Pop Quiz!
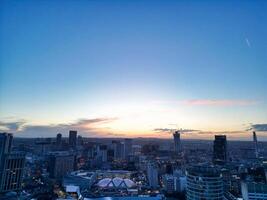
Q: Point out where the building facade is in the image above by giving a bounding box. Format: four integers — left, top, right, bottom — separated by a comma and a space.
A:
213, 135, 227, 165
186, 165, 224, 200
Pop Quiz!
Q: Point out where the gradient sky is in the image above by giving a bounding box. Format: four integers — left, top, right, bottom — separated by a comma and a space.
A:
0, 0, 267, 140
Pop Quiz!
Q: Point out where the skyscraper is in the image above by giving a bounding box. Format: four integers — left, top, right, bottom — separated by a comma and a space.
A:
253, 131, 259, 159
147, 162, 159, 189
124, 138, 133, 159
69, 130, 77, 148
48, 151, 75, 180
213, 135, 227, 165
0, 133, 25, 193
173, 130, 181, 154
56, 133, 62, 145
112, 140, 124, 160
186, 165, 224, 200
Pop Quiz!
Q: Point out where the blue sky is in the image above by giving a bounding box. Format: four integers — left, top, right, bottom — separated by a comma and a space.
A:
0, 0, 267, 139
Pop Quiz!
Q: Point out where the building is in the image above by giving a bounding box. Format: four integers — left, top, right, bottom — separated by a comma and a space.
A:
147, 162, 159, 189
213, 135, 227, 165
48, 151, 75, 179
0, 153, 25, 192
173, 131, 181, 154
56, 133, 62, 145
253, 131, 259, 159
186, 165, 224, 200
124, 138, 133, 159
241, 182, 267, 200
162, 174, 176, 194
69, 130, 77, 148
97, 145, 108, 162
112, 140, 124, 160
63, 170, 97, 190
0, 133, 25, 193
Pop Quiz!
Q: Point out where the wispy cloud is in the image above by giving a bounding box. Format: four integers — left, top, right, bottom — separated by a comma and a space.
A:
0, 118, 118, 137
0, 120, 26, 132
245, 38, 251, 48
182, 99, 258, 106
153, 128, 199, 134
248, 124, 267, 132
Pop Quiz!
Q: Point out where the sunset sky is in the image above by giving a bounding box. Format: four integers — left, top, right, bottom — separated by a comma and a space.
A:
0, 0, 267, 140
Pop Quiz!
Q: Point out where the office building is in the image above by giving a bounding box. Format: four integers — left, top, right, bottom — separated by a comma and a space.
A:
0, 153, 25, 192
112, 140, 124, 160
173, 131, 181, 154
97, 145, 108, 162
0, 133, 25, 193
69, 130, 77, 148
186, 165, 224, 200
48, 151, 75, 179
147, 162, 159, 189
124, 138, 133, 159
213, 135, 227, 165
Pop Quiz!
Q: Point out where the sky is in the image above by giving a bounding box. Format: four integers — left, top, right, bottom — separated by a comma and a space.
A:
0, 0, 267, 140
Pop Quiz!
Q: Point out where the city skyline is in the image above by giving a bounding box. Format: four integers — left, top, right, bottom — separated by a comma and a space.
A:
1, 0, 267, 140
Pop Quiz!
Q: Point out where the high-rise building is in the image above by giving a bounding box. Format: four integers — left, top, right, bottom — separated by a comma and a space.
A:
186, 165, 224, 200
69, 130, 77, 148
124, 138, 133, 159
112, 140, 124, 160
0, 153, 25, 192
0, 133, 13, 160
0, 133, 25, 193
173, 131, 181, 154
147, 162, 159, 189
97, 145, 108, 162
213, 135, 227, 165
56, 133, 62, 145
253, 131, 259, 159
48, 151, 75, 180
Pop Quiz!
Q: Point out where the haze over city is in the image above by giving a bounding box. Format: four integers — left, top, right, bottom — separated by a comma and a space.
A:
1, 0, 267, 140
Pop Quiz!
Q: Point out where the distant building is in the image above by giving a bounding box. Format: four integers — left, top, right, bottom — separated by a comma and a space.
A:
253, 131, 259, 159
97, 145, 108, 162
77, 135, 83, 146
147, 162, 159, 189
124, 138, 133, 159
48, 151, 75, 179
112, 140, 124, 160
213, 135, 227, 165
69, 130, 77, 148
0, 133, 25, 193
56, 133, 62, 145
186, 165, 223, 200
173, 131, 181, 154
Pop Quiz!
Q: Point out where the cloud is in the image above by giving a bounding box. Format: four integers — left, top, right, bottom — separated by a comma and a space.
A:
182, 99, 258, 106
248, 124, 267, 132
245, 38, 251, 48
0, 120, 26, 132
0, 118, 118, 137
153, 128, 199, 134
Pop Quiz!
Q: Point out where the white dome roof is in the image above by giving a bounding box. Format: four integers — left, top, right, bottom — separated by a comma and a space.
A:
97, 177, 136, 189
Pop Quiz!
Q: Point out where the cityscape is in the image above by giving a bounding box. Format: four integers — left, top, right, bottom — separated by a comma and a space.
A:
0, 131, 267, 200
1, 0, 267, 200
